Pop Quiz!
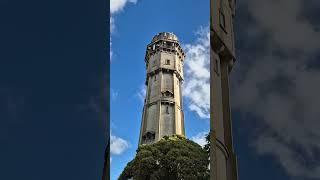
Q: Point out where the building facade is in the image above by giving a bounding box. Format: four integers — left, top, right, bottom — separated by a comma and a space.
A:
210, 0, 238, 180
139, 32, 186, 145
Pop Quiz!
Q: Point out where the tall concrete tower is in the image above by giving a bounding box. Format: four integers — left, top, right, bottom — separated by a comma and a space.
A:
210, 0, 238, 180
139, 32, 186, 145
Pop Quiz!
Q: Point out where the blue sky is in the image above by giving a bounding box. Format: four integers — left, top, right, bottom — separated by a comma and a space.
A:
110, 0, 210, 179
110, 0, 320, 180
0, 0, 319, 180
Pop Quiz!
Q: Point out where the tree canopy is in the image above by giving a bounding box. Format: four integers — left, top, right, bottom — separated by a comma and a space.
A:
119, 135, 210, 180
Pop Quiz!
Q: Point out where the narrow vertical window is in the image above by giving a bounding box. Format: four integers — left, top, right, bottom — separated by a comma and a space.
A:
166, 106, 169, 114
214, 58, 220, 75
165, 59, 170, 65
219, 9, 226, 31
152, 59, 156, 67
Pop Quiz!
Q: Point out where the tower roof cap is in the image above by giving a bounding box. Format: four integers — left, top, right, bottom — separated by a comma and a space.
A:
152, 32, 179, 42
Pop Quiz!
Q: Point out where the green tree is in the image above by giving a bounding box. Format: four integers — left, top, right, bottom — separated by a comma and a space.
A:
204, 133, 210, 159
119, 135, 210, 180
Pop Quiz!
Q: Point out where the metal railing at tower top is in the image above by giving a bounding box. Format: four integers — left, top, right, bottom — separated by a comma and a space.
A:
152, 32, 179, 42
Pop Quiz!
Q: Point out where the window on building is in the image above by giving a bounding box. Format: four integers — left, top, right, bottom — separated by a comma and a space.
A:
214, 58, 220, 75
165, 59, 170, 65
166, 106, 169, 114
154, 75, 156, 81
152, 59, 156, 67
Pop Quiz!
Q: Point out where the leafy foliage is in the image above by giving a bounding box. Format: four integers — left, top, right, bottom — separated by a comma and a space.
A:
119, 135, 210, 180
204, 133, 210, 159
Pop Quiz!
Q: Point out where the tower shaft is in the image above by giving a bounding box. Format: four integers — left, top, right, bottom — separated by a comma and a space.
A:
211, 0, 238, 180
139, 32, 186, 145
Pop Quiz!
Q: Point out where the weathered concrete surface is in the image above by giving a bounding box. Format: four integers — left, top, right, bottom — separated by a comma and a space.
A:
139, 32, 186, 145
210, 0, 238, 180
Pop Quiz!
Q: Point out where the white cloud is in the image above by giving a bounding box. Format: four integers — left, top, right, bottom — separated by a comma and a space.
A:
247, 0, 320, 53
110, 133, 130, 155
110, 17, 114, 60
137, 85, 146, 104
255, 135, 320, 179
233, 1, 320, 178
110, 0, 137, 14
110, 17, 115, 34
183, 26, 210, 119
190, 131, 208, 147
110, 0, 138, 32
110, 0, 127, 14
110, 0, 138, 61
233, 46, 320, 180
111, 89, 119, 101
134, 27, 210, 119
